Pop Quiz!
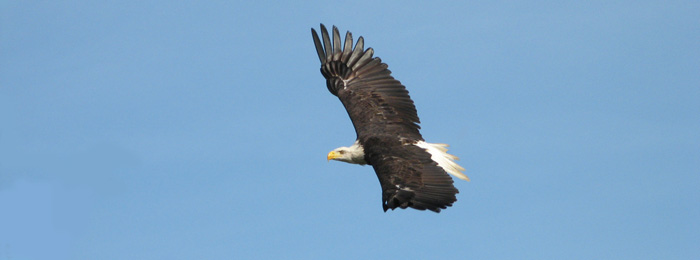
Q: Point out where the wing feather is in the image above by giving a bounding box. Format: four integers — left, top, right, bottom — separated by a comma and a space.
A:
311, 29, 325, 63
353, 48, 375, 72
341, 31, 353, 63
320, 24, 332, 62
331, 26, 342, 60
346, 37, 364, 68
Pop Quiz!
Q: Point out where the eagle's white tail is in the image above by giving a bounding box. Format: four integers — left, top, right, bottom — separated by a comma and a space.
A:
415, 141, 469, 181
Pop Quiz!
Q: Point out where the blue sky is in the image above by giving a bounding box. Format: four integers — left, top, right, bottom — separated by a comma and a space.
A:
1, 1, 699, 259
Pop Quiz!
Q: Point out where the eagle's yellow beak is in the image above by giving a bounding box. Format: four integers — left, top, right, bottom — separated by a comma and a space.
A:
327, 151, 338, 161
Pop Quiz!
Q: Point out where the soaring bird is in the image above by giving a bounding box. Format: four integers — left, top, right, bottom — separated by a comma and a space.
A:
312, 24, 469, 213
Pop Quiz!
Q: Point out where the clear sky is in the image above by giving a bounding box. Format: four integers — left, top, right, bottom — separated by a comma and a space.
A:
1, 1, 699, 259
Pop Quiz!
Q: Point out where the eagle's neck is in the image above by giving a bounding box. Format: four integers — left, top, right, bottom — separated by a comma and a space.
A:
343, 141, 367, 165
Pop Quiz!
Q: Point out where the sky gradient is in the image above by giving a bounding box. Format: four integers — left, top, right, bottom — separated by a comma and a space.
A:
1, 1, 699, 259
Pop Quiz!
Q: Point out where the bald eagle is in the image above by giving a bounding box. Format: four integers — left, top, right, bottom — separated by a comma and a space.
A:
312, 24, 469, 213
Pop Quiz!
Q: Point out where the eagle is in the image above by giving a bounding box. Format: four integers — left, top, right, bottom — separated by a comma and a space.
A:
312, 24, 469, 213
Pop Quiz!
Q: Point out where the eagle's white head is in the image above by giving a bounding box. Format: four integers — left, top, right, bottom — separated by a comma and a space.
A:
327, 141, 367, 165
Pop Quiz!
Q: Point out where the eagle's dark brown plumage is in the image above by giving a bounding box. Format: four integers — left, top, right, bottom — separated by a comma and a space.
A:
312, 24, 467, 212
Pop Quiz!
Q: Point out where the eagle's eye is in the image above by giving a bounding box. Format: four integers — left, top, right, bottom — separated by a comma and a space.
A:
338, 150, 346, 154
